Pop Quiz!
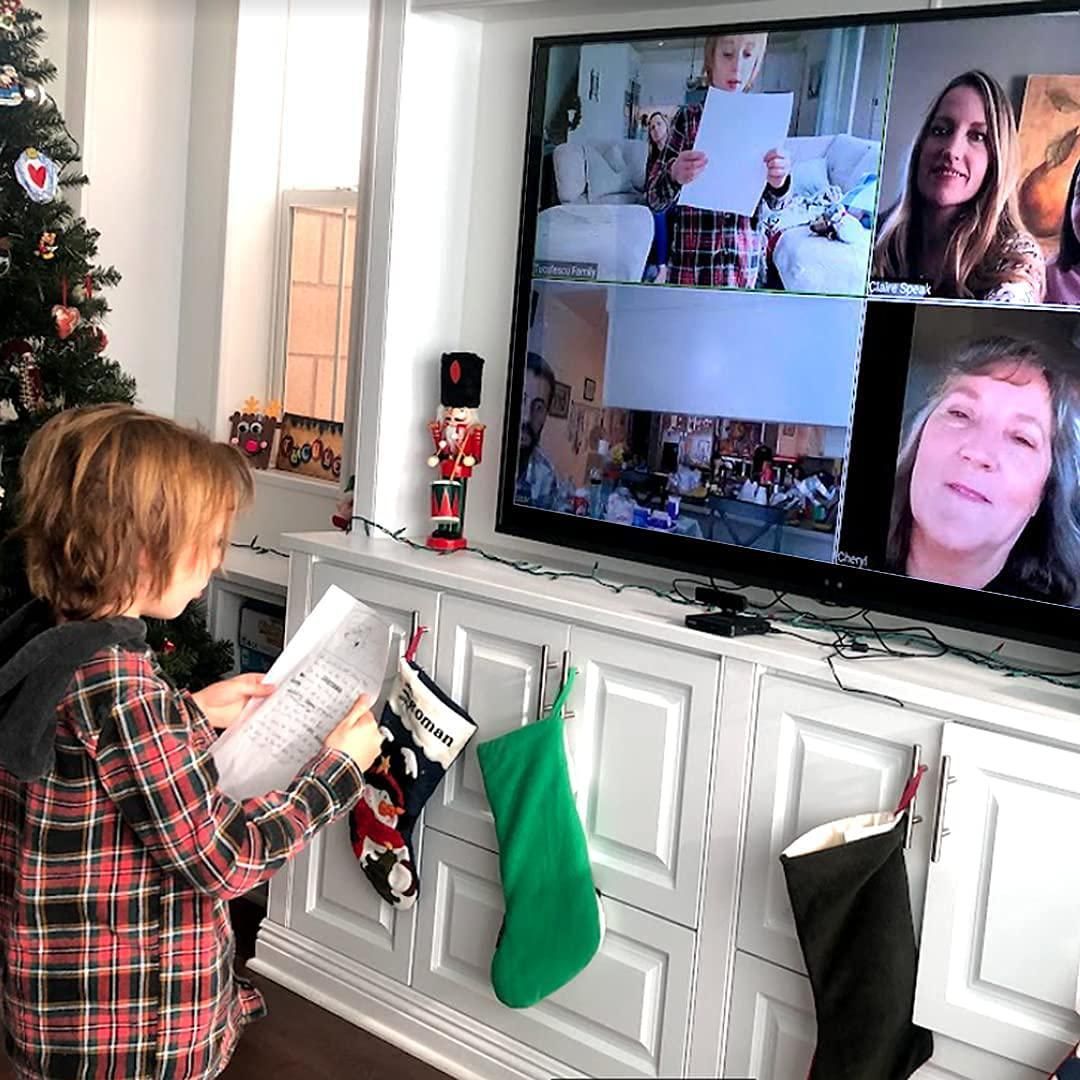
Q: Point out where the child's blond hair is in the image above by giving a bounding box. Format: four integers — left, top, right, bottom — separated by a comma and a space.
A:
15, 404, 253, 619
703, 32, 769, 90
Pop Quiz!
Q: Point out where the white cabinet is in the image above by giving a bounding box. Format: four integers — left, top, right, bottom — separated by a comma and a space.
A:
426, 595, 569, 847
412, 828, 695, 1079
272, 566, 439, 982
428, 603, 719, 928
738, 675, 941, 975
724, 952, 816, 1080
569, 627, 719, 928
915, 723, 1080, 1074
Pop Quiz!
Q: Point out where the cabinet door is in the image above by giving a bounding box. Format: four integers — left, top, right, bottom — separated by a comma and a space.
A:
739, 675, 941, 975
426, 595, 568, 849
567, 627, 719, 928
413, 828, 694, 1079
724, 952, 816, 1080
915, 723, 1080, 1072
277, 566, 439, 983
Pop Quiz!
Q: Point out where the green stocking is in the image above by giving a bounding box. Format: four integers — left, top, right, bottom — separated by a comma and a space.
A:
476, 668, 602, 1008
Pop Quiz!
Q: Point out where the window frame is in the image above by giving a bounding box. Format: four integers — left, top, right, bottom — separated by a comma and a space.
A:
269, 187, 361, 433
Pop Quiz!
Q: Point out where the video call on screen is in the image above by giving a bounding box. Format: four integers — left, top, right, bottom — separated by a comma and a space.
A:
511, 9, 1080, 611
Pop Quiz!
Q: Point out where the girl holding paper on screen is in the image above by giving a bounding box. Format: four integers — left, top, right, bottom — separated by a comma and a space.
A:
645, 33, 791, 289
873, 70, 1044, 303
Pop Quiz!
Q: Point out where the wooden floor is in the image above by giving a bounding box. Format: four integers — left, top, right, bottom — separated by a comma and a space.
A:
0, 901, 452, 1080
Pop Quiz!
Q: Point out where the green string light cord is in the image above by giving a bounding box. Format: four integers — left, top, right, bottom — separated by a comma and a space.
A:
240, 513, 1080, 698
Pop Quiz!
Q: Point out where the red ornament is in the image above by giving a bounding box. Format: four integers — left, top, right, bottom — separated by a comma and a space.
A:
91, 326, 108, 353
52, 304, 80, 340
162, 638, 176, 655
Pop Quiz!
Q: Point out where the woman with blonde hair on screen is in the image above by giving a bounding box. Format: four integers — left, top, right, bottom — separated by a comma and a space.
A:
874, 70, 1045, 303
887, 336, 1080, 604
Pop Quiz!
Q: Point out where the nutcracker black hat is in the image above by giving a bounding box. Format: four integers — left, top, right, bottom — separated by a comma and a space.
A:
440, 352, 484, 409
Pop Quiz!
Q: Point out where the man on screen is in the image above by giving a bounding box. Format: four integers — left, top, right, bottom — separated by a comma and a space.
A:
516, 351, 564, 510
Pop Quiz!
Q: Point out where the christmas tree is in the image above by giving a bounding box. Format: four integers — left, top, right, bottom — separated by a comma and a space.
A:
0, 2, 234, 689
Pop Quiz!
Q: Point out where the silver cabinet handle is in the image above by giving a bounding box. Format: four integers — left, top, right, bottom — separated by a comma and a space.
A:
903, 743, 924, 852
930, 754, 955, 863
560, 648, 576, 720
537, 645, 551, 720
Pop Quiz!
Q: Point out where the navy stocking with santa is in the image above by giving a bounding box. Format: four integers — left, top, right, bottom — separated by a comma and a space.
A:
350, 630, 476, 907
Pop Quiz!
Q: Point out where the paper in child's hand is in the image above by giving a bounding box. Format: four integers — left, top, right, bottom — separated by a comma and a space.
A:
211, 585, 392, 799
679, 88, 794, 216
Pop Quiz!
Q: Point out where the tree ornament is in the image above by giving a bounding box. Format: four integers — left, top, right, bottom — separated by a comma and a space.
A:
17, 355, 44, 413
0, 0, 19, 36
91, 326, 108, 353
14, 148, 58, 203
20, 79, 50, 109
0, 64, 22, 106
34, 231, 57, 260
0, 238, 10, 277
162, 638, 176, 655
1, 340, 44, 414
52, 277, 80, 340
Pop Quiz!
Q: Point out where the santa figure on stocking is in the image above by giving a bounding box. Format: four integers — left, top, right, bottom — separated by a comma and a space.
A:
427, 352, 484, 551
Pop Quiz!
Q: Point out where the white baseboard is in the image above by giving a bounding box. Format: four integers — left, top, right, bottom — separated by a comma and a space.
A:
250, 921, 584, 1080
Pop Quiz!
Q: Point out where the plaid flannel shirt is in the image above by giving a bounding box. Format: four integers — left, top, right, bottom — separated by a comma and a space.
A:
0, 644, 365, 1080
646, 102, 790, 288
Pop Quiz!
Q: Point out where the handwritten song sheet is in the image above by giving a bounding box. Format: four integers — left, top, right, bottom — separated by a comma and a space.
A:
679, 88, 793, 217
212, 585, 392, 800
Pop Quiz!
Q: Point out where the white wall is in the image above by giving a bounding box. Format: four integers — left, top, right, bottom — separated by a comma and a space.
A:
78, 0, 196, 417
880, 9, 1080, 209
387, 0, 925, 559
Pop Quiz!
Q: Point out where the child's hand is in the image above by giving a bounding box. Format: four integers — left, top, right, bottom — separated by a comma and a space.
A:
324, 693, 383, 772
764, 148, 791, 190
191, 673, 275, 731
671, 150, 708, 186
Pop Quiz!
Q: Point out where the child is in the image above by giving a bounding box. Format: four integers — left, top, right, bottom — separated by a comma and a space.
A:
645, 33, 792, 288
0, 404, 383, 1079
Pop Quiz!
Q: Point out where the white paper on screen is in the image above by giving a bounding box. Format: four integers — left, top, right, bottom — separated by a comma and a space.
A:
679, 88, 794, 217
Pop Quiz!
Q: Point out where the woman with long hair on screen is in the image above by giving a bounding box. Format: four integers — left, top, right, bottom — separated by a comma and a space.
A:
645, 111, 673, 284
887, 337, 1080, 604
1045, 158, 1080, 305
873, 71, 1045, 303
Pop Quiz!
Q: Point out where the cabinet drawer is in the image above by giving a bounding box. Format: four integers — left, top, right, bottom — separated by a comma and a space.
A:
283, 815, 417, 984
739, 674, 940, 975
725, 952, 816, 1080
724, 951, 1040, 1080
413, 828, 693, 1078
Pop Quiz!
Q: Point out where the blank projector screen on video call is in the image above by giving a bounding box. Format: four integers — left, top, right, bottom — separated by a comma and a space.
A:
499, 3, 1080, 638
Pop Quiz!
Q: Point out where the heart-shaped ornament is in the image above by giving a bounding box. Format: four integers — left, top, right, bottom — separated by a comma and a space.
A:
14, 147, 57, 203
52, 304, 80, 340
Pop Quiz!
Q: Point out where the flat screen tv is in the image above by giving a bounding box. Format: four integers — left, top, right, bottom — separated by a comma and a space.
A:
496, 1, 1080, 649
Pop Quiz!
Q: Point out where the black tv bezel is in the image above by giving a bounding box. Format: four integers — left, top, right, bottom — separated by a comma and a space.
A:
495, 0, 1080, 652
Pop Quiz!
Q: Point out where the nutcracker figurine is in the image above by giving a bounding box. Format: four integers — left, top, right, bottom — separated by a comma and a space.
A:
427, 352, 485, 551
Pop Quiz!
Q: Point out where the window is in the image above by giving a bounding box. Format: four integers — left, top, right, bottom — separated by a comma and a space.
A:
273, 189, 359, 425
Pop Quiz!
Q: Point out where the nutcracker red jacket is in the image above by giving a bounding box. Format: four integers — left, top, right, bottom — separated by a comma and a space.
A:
0, 599, 365, 1079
